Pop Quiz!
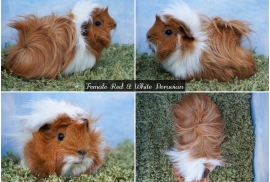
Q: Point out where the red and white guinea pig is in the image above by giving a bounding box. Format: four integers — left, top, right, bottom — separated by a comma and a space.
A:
166, 93, 225, 182
12, 99, 108, 178
4, 0, 116, 79
147, 1, 256, 81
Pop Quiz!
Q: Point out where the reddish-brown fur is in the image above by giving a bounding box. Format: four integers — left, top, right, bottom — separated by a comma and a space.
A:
4, 8, 116, 79
23, 114, 105, 177
171, 94, 225, 181
147, 15, 196, 61
200, 17, 256, 81
147, 15, 256, 82
84, 7, 116, 60
4, 14, 76, 79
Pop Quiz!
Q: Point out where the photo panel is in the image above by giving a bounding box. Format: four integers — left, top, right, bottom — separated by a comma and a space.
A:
136, 0, 269, 91
1, 0, 134, 91
136, 92, 269, 181
1, 92, 135, 181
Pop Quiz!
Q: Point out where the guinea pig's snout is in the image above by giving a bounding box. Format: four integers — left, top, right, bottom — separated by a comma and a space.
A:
77, 150, 88, 156
146, 33, 152, 40
109, 21, 117, 29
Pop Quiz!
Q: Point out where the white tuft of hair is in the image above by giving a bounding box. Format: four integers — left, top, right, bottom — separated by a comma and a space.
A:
159, 0, 208, 79
63, 0, 104, 75
160, 0, 201, 37
166, 149, 223, 182
13, 99, 89, 131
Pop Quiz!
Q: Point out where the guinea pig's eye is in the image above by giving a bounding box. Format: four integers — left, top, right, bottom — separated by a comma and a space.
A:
57, 133, 65, 141
164, 29, 173, 36
94, 21, 102, 27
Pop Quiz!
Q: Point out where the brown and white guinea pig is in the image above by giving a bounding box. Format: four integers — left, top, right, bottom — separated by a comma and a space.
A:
12, 99, 108, 178
147, 0, 256, 81
3, 0, 116, 79
166, 93, 225, 182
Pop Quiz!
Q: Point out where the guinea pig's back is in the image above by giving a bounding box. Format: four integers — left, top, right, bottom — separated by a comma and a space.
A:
200, 17, 256, 81
4, 14, 76, 79
171, 93, 225, 160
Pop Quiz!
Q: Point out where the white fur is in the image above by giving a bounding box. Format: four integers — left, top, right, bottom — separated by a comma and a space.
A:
62, 156, 93, 177
63, 0, 104, 75
159, 0, 208, 79
160, 0, 201, 37
148, 41, 157, 53
13, 99, 89, 131
11, 99, 90, 163
161, 35, 205, 79
110, 29, 116, 37
166, 150, 223, 182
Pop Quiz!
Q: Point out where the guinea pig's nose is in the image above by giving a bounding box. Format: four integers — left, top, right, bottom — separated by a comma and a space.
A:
77, 150, 88, 156
114, 22, 117, 27
147, 34, 152, 39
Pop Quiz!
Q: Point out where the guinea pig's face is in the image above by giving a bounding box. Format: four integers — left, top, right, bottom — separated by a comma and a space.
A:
83, 7, 116, 56
147, 15, 194, 62
34, 115, 103, 177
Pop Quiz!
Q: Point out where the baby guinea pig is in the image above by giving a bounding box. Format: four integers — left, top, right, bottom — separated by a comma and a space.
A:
3, 0, 116, 79
147, 0, 256, 81
12, 99, 108, 178
166, 93, 225, 182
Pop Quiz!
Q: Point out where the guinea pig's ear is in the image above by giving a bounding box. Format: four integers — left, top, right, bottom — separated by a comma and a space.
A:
203, 168, 210, 178
82, 118, 89, 128
179, 25, 194, 41
38, 123, 51, 132
155, 15, 163, 23
104, 6, 109, 13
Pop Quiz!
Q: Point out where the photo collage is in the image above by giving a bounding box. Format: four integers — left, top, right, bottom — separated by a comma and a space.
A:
1, 0, 269, 181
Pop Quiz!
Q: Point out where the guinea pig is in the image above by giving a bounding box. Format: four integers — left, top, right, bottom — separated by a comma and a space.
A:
3, 0, 116, 79
146, 0, 256, 81
166, 93, 225, 182
11, 99, 108, 178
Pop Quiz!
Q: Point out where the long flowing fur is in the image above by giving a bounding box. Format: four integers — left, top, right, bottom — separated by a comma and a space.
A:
166, 94, 225, 181
147, 0, 256, 81
200, 17, 256, 81
11, 99, 107, 178
4, 0, 116, 79
5, 14, 76, 79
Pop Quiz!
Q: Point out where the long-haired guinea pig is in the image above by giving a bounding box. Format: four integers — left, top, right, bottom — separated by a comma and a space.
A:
3, 0, 116, 79
12, 99, 108, 178
166, 93, 225, 182
147, 1, 256, 82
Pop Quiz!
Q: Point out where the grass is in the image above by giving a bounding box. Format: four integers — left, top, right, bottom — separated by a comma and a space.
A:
1, 139, 134, 182
1, 43, 134, 91
136, 93, 254, 182
136, 52, 269, 91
